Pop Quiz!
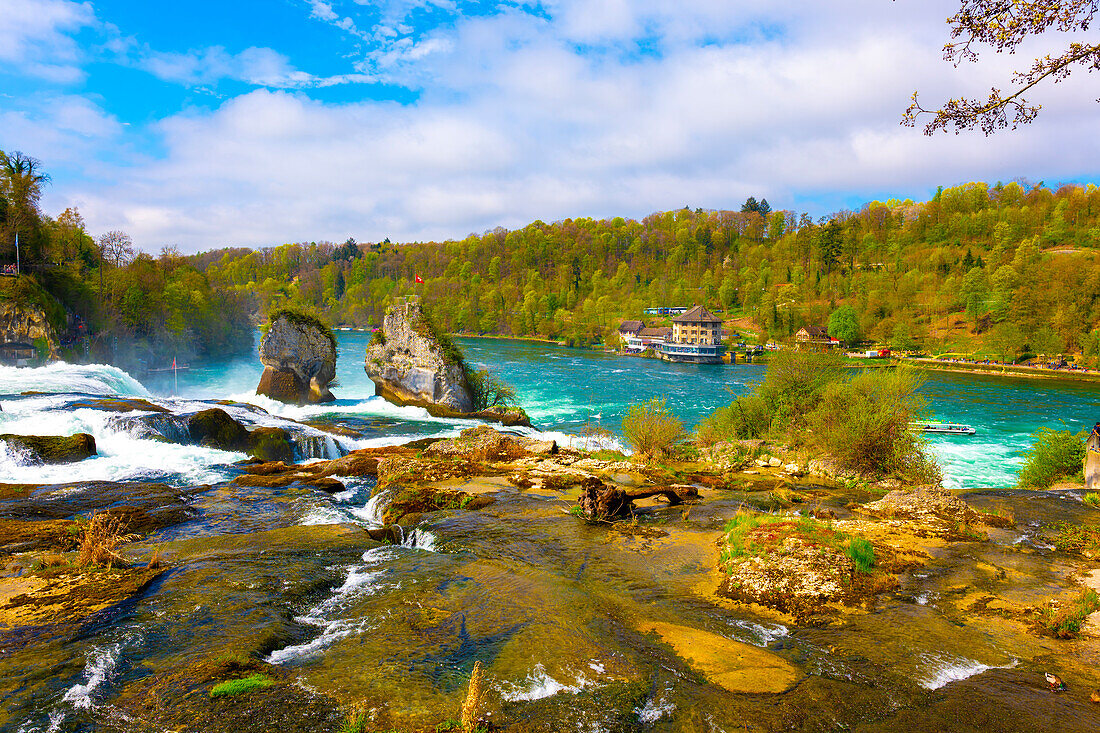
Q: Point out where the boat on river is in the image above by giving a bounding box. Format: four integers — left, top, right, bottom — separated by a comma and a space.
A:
911, 420, 976, 435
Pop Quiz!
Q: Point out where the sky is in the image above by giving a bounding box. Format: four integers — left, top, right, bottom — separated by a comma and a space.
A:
1, 0, 1098, 253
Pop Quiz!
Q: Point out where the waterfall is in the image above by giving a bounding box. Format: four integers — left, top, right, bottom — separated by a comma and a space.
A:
293, 433, 347, 461
0, 362, 150, 397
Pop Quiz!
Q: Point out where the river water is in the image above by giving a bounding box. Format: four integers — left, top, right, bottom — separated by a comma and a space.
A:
3, 334, 1100, 732
133, 332, 1100, 491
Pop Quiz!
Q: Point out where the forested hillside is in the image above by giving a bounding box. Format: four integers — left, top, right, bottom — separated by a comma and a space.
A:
6, 143, 1100, 367
198, 182, 1100, 362
0, 149, 253, 369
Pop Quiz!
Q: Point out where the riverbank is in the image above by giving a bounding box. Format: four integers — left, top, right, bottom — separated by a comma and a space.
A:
906, 357, 1100, 383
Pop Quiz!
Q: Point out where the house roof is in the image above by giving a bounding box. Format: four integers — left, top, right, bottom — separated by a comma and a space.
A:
671, 305, 721, 324
619, 320, 645, 332
637, 326, 672, 338
800, 325, 829, 337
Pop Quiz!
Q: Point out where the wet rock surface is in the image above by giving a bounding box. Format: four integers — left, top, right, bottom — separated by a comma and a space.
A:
5, 422, 1100, 732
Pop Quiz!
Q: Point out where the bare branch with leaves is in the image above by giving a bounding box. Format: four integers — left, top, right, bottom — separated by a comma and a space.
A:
904, 0, 1100, 134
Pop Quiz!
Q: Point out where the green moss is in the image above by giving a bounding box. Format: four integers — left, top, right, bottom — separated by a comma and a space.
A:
247, 427, 294, 462
187, 408, 248, 450
0, 433, 96, 463
267, 308, 337, 351
209, 673, 275, 699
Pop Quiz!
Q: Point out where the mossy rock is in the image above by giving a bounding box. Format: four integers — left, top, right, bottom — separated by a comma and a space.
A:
247, 427, 294, 463
381, 485, 494, 525
188, 409, 249, 451
0, 433, 96, 463
73, 397, 171, 414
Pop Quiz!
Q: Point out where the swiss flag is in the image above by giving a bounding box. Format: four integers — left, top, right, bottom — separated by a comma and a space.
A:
415, 275, 424, 283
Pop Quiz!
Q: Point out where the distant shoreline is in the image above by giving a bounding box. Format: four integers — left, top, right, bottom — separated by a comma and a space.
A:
905, 357, 1100, 384
454, 333, 566, 346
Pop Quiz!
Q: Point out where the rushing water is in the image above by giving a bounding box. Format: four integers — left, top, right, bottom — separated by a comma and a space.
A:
3, 335, 1100, 732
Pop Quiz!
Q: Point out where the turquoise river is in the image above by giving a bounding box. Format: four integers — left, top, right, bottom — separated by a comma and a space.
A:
143, 332, 1100, 491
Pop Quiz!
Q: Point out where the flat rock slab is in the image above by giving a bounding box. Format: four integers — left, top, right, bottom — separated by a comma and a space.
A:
637, 620, 799, 693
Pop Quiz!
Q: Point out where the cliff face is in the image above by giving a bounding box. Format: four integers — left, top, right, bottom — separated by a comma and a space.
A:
256, 312, 337, 404
364, 301, 474, 413
0, 302, 59, 361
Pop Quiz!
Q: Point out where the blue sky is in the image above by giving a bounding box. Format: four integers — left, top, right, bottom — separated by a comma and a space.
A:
2, 0, 1098, 252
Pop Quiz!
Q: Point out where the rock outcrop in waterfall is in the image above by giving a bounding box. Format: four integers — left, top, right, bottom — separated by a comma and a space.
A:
365, 300, 474, 413
365, 299, 530, 426
256, 310, 337, 404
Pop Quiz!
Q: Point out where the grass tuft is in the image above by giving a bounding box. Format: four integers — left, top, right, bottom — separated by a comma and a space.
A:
77, 512, 138, 568
209, 673, 275, 699
844, 537, 876, 574
1039, 589, 1100, 638
461, 661, 486, 732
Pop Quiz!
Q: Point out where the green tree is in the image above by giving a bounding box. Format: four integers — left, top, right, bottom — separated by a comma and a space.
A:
828, 304, 860, 345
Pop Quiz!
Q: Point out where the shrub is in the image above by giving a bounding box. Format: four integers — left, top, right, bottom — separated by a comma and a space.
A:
622, 398, 684, 458
1085, 492, 1100, 508
209, 673, 275, 698
757, 350, 846, 431
266, 308, 336, 350
807, 367, 942, 482
1018, 428, 1085, 488
695, 394, 771, 445
465, 367, 517, 411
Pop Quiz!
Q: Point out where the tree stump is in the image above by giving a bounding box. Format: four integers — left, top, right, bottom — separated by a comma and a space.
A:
577, 477, 698, 521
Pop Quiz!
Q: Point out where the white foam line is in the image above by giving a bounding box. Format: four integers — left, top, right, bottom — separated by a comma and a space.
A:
917, 653, 1018, 690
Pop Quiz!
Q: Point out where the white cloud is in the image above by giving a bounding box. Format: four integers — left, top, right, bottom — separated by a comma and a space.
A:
0, 95, 122, 167
0, 0, 96, 82
137, 45, 374, 88
32, 0, 1100, 251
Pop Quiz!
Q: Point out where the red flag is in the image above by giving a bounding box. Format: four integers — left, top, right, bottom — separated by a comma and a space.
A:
415, 275, 423, 283
172, 356, 177, 369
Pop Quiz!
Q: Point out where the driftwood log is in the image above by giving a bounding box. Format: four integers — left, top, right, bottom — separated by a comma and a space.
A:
577, 478, 699, 520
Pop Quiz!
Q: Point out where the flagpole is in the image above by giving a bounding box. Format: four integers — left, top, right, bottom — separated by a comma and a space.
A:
173, 356, 178, 394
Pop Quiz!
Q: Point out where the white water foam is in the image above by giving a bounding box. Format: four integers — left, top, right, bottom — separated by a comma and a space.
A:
727, 618, 789, 646
634, 690, 676, 724
0, 362, 150, 397
351, 489, 390, 525
917, 653, 1018, 690
266, 546, 402, 664
499, 664, 591, 702
402, 528, 436, 551
0, 405, 240, 484
62, 643, 122, 710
